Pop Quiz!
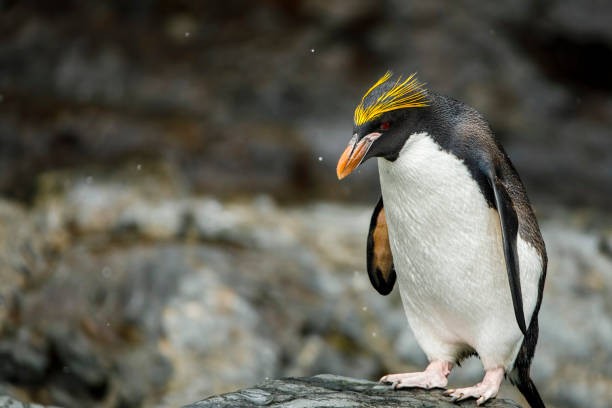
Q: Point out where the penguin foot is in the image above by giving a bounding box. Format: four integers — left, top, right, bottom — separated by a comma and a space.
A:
444, 367, 504, 405
380, 360, 452, 390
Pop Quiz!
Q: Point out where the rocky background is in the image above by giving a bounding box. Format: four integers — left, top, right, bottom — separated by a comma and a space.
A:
0, 1, 611, 407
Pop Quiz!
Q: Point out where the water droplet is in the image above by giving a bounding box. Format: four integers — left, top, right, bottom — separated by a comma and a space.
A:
310, 48, 315, 53
101, 266, 112, 278
318, 156, 323, 161
86, 176, 93, 184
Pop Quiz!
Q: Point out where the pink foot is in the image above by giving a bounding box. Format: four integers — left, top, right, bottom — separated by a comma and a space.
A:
445, 367, 505, 405
380, 360, 452, 390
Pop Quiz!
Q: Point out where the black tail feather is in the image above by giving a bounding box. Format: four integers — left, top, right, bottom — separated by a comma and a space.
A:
511, 316, 546, 408
516, 376, 546, 408
510, 253, 547, 408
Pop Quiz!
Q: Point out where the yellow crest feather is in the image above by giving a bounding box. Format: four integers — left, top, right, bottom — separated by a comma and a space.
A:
353, 71, 428, 126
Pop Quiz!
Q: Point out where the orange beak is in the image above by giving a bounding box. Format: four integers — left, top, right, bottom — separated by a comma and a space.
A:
336, 132, 381, 179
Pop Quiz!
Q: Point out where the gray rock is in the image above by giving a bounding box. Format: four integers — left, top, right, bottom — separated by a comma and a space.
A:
185, 374, 522, 407
1, 1, 611, 207
0, 395, 51, 408
158, 267, 280, 407
1, 164, 611, 408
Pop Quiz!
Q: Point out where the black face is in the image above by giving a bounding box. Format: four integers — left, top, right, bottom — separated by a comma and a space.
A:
337, 107, 427, 179
357, 110, 415, 162
337, 72, 432, 179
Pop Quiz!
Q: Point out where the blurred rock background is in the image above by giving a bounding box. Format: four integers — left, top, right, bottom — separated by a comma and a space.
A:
0, 1, 610, 407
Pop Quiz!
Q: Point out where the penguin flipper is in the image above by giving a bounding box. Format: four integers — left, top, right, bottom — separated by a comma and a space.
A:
482, 163, 527, 335
367, 197, 396, 295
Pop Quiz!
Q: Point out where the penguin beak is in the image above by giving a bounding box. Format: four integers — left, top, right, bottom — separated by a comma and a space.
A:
336, 132, 382, 179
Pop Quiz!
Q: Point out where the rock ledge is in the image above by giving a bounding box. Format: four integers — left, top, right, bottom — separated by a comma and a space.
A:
185, 374, 521, 407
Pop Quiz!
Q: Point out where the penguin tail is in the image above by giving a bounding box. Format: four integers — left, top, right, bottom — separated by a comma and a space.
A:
510, 317, 546, 408
515, 375, 546, 408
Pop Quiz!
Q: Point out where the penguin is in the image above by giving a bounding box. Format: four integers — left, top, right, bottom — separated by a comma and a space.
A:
336, 72, 547, 407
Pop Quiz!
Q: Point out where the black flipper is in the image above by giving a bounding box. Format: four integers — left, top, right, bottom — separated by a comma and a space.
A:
366, 197, 396, 295
482, 163, 527, 335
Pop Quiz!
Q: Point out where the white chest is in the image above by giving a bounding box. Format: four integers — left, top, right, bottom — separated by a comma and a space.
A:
378, 132, 498, 288
377, 132, 541, 368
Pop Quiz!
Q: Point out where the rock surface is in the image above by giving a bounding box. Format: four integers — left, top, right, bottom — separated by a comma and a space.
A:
0, 395, 53, 408
0, 165, 610, 407
1, 1, 612, 207
186, 374, 521, 408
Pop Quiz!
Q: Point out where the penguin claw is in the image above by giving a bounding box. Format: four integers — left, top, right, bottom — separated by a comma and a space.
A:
380, 361, 452, 390
447, 391, 463, 402
444, 367, 504, 405
457, 393, 471, 402
380, 371, 448, 390
446, 387, 489, 404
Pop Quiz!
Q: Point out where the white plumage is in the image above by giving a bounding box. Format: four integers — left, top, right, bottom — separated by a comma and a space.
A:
378, 132, 542, 371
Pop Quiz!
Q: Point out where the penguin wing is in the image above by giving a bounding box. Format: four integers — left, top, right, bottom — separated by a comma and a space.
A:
481, 162, 528, 335
366, 197, 396, 295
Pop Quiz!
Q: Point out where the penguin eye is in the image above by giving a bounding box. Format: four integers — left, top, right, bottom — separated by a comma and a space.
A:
380, 121, 391, 131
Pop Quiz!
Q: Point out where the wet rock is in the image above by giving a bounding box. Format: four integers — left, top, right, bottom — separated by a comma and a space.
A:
185, 374, 522, 407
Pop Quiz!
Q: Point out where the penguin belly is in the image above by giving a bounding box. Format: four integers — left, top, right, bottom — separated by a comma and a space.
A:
378, 132, 542, 371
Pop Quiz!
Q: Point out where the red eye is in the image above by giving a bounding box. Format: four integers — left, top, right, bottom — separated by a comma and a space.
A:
380, 121, 391, 131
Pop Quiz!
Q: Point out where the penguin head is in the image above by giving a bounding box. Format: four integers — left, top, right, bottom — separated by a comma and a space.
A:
337, 72, 429, 179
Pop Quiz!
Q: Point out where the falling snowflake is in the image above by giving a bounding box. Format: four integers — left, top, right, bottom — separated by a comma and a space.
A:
101, 266, 112, 278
